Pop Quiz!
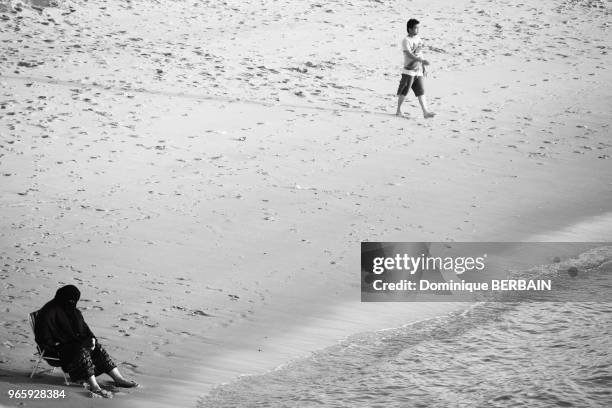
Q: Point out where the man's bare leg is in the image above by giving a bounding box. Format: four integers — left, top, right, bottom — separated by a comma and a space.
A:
108, 367, 138, 388
417, 95, 436, 118
396, 75, 416, 117
396, 94, 407, 116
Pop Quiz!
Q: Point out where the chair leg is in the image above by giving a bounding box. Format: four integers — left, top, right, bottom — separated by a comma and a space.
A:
30, 356, 43, 379
49, 362, 70, 385
30, 351, 69, 385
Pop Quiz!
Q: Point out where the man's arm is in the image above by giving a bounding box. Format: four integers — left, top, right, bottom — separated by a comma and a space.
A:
403, 50, 429, 68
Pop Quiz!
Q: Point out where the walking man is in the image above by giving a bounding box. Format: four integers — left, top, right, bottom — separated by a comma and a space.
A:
396, 19, 436, 118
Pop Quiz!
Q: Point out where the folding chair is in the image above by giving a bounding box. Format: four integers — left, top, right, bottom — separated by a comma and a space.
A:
28, 311, 70, 385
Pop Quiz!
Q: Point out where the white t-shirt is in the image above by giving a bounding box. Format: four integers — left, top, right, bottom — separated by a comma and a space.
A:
401, 35, 424, 76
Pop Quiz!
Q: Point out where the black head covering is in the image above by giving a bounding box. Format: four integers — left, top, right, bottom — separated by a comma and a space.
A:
54, 285, 81, 309
53, 285, 82, 334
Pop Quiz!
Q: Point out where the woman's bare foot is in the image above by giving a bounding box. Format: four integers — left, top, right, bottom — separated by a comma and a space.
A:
90, 388, 113, 398
108, 367, 139, 388
423, 111, 436, 118
114, 379, 139, 388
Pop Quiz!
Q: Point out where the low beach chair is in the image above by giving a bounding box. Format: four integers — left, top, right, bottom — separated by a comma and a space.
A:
28, 311, 70, 385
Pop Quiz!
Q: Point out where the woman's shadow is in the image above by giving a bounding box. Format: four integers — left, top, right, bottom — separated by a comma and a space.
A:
0, 367, 93, 398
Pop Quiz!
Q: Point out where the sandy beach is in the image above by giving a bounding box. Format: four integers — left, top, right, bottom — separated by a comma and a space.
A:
1, 0, 611, 406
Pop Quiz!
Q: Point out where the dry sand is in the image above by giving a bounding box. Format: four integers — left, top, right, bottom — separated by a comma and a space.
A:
1, 0, 611, 406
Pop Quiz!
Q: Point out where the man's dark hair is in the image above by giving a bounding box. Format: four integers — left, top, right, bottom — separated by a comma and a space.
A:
407, 19, 420, 32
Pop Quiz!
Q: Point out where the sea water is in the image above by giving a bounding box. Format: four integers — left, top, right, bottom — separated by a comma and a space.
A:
199, 247, 612, 407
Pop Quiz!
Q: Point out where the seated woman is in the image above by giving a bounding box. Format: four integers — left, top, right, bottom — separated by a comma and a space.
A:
34, 285, 138, 398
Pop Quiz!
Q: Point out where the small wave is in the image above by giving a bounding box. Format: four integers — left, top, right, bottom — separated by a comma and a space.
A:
199, 246, 612, 408
527, 212, 612, 242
